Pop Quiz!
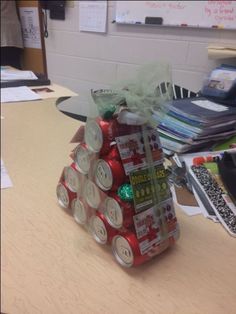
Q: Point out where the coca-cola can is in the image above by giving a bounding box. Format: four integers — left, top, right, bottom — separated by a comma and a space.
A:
83, 179, 102, 209
84, 118, 118, 155
56, 182, 76, 209
112, 231, 175, 267
74, 143, 91, 174
64, 163, 82, 194
107, 144, 121, 161
94, 158, 126, 191
89, 211, 118, 245
112, 232, 147, 267
103, 194, 135, 229
71, 197, 93, 225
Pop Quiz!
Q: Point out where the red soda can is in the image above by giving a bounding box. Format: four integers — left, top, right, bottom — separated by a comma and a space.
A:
64, 163, 83, 194
56, 181, 77, 210
94, 158, 126, 191
71, 197, 94, 225
112, 232, 149, 267
84, 118, 119, 155
107, 144, 121, 161
74, 143, 91, 175
83, 179, 103, 209
89, 211, 118, 245
112, 231, 175, 267
103, 193, 135, 229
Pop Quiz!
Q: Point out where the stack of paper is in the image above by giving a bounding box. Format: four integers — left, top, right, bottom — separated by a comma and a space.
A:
153, 97, 236, 154
1, 86, 41, 103
1, 69, 37, 82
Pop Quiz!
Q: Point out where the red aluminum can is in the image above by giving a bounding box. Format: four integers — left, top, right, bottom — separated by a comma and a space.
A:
107, 144, 121, 161
84, 118, 119, 155
74, 143, 91, 175
112, 232, 149, 267
112, 231, 176, 267
56, 181, 77, 210
64, 163, 83, 194
89, 211, 118, 245
83, 179, 102, 209
84, 117, 141, 156
103, 193, 135, 229
71, 197, 94, 226
94, 158, 126, 191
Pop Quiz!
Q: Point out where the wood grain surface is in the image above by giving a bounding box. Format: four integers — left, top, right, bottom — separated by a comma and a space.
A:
1, 99, 236, 314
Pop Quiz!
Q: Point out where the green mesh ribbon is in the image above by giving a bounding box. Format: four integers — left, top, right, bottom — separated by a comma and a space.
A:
91, 62, 173, 127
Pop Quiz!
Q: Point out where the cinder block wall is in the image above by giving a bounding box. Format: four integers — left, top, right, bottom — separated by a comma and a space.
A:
45, 1, 236, 116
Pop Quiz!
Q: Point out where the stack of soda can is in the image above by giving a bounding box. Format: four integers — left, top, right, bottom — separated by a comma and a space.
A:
56, 92, 180, 267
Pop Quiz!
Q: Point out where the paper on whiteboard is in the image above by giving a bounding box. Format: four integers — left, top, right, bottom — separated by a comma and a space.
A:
1, 159, 13, 189
19, 7, 42, 49
79, 1, 107, 33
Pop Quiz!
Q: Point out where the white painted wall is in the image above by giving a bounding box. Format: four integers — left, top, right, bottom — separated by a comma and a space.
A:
45, 1, 236, 117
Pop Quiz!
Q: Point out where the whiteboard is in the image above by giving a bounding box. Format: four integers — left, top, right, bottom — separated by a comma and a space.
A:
116, 1, 236, 30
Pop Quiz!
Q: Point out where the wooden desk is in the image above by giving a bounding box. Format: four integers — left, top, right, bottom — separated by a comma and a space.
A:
1, 100, 236, 314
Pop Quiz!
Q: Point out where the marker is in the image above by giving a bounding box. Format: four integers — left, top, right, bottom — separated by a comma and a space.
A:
192, 155, 220, 166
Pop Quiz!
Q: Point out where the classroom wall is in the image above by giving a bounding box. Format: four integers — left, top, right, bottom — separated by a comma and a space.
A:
45, 1, 236, 117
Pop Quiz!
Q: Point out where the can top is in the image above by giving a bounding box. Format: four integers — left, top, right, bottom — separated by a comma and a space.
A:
104, 197, 123, 229
112, 235, 134, 267
95, 159, 113, 191
85, 119, 103, 153
71, 198, 87, 225
84, 179, 101, 209
56, 183, 70, 209
90, 215, 108, 244
75, 144, 90, 174
64, 166, 80, 193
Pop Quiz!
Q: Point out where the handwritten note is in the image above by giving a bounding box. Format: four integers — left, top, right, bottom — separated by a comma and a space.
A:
204, 1, 236, 25
116, 1, 236, 29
